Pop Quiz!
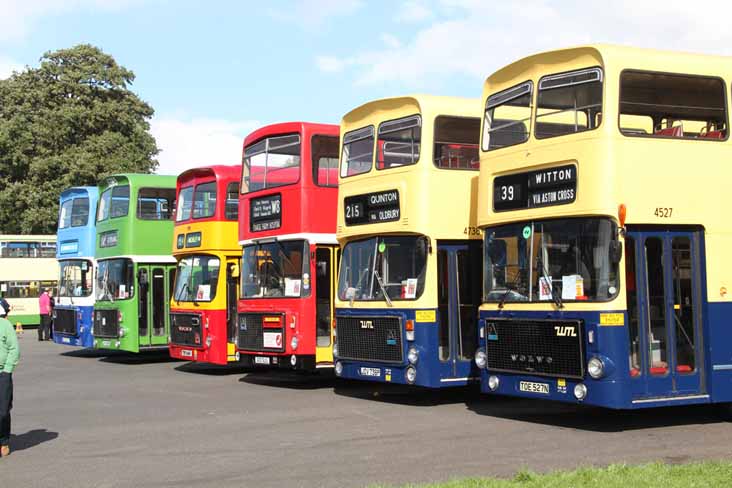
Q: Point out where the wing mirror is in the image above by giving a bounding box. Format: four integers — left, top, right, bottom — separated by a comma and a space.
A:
138, 268, 148, 286
609, 241, 623, 264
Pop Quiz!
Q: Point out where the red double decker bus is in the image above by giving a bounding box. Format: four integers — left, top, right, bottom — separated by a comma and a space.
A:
237, 122, 340, 369
169, 165, 241, 365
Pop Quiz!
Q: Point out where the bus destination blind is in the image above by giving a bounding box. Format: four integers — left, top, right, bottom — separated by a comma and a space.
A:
250, 194, 282, 232
344, 189, 400, 226
493, 164, 576, 211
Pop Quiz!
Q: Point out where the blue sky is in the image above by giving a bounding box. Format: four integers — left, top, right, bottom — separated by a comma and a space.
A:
2, 0, 730, 174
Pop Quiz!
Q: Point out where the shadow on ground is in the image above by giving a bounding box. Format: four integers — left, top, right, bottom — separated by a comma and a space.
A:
60, 348, 115, 359
98, 350, 183, 365
9, 429, 59, 452
466, 394, 726, 432
240, 369, 337, 390
175, 362, 253, 376
333, 381, 482, 407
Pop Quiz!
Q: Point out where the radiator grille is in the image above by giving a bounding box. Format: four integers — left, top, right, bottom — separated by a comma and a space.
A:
170, 313, 202, 346
336, 316, 403, 363
93, 309, 119, 338
53, 308, 77, 336
237, 313, 285, 352
484, 318, 584, 379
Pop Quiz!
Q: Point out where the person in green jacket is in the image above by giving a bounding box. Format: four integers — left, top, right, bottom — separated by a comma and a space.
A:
0, 298, 19, 458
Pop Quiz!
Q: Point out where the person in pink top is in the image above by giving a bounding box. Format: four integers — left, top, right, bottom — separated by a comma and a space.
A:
38, 289, 52, 341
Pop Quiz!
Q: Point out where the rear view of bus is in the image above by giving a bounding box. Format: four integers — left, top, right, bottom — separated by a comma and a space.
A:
237, 122, 340, 370
93, 174, 177, 353
333, 96, 482, 387
0, 235, 57, 326
53, 186, 98, 347
169, 165, 241, 364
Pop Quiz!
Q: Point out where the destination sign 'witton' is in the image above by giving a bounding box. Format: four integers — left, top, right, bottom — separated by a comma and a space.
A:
344, 189, 400, 226
250, 194, 282, 232
493, 164, 577, 211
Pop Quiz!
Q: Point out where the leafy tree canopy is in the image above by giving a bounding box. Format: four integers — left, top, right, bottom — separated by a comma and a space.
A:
0, 44, 159, 234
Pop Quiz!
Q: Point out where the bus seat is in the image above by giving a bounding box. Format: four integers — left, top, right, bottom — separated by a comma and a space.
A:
655, 126, 683, 137
700, 130, 725, 139
630, 367, 640, 377
650, 365, 668, 375
676, 364, 693, 373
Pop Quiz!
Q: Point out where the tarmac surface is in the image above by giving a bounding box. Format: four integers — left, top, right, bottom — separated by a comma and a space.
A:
3, 337, 732, 487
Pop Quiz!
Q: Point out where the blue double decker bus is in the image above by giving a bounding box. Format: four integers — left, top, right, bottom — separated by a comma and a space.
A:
53, 186, 99, 347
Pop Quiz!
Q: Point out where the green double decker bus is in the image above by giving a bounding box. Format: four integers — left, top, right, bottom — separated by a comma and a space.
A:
93, 174, 177, 353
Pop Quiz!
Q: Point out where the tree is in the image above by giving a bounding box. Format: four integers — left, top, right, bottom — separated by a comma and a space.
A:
0, 44, 159, 234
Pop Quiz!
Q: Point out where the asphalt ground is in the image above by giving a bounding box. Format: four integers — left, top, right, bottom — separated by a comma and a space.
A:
3, 337, 732, 488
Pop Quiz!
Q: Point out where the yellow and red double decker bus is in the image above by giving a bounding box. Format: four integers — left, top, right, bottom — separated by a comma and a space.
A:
169, 165, 242, 365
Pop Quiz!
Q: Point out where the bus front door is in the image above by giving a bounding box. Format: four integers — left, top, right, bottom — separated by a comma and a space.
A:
138, 265, 169, 348
315, 246, 335, 365
226, 260, 239, 360
625, 229, 705, 402
437, 242, 481, 384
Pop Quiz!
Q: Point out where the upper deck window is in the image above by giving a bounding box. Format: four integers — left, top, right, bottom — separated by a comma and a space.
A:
434, 116, 480, 170
176, 186, 193, 221
137, 188, 175, 220
340, 126, 374, 178
242, 134, 301, 193
97, 185, 130, 222
59, 197, 90, 229
192, 182, 216, 219
535, 68, 603, 139
483, 81, 533, 151
312, 135, 339, 187
225, 182, 239, 220
0, 241, 56, 258
619, 70, 727, 140
377, 115, 421, 170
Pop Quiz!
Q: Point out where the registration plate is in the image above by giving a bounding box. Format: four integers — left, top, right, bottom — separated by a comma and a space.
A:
359, 367, 380, 377
180, 349, 193, 358
62, 337, 71, 344
254, 356, 271, 365
519, 381, 550, 394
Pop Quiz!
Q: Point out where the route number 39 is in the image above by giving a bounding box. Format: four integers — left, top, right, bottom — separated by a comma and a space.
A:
654, 207, 673, 218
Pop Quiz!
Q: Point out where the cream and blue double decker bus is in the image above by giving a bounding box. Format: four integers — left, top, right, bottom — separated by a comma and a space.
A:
334, 95, 482, 387
476, 45, 732, 410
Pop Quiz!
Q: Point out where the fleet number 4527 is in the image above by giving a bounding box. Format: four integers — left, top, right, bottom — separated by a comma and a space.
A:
654, 207, 673, 218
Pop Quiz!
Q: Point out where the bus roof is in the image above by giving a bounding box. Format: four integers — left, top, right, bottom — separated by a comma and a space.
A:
177, 164, 241, 184
342, 95, 478, 130
98, 173, 177, 189
243, 122, 339, 149
484, 44, 731, 92
60, 186, 99, 201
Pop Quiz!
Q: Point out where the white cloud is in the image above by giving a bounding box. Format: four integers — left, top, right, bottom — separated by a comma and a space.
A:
0, 56, 24, 79
0, 0, 145, 41
268, 0, 363, 30
150, 116, 260, 176
317, 0, 732, 87
396, 0, 433, 23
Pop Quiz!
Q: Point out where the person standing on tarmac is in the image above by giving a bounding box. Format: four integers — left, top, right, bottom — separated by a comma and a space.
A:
0, 298, 19, 457
38, 289, 51, 341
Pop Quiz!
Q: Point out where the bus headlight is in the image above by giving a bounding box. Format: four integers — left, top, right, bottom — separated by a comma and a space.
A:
475, 349, 487, 369
332, 342, 338, 358
118, 327, 125, 337
587, 357, 605, 379
335, 361, 343, 376
407, 347, 419, 365
290, 354, 297, 367
574, 383, 588, 401
291, 336, 299, 351
405, 366, 417, 384
488, 375, 500, 391
206, 335, 213, 348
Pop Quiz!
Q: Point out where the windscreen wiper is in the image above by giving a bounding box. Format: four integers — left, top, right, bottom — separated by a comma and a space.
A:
373, 269, 393, 307
498, 269, 523, 309
175, 281, 188, 304
537, 256, 563, 309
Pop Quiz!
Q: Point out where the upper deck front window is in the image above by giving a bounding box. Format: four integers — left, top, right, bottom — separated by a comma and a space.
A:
312, 135, 340, 187
483, 81, 533, 151
97, 185, 130, 222
137, 188, 175, 220
176, 186, 193, 221
619, 70, 727, 139
434, 116, 480, 170
59, 197, 90, 229
192, 182, 216, 219
535, 68, 603, 139
377, 115, 421, 170
340, 126, 374, 178
225, 182, 239, 220
242, 134, 301, 193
